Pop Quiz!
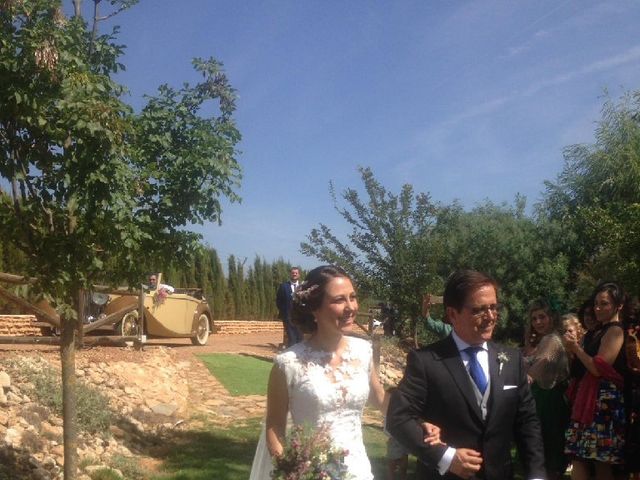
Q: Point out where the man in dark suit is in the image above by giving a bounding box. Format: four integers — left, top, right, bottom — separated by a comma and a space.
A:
276, 267, 302, 347
387, 269, 545, 479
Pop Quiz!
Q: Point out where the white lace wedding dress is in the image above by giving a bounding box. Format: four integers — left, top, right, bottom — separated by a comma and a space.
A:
249, 336, 374, 480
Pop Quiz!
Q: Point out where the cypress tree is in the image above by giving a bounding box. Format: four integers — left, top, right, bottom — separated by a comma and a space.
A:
208, 248, 226, 319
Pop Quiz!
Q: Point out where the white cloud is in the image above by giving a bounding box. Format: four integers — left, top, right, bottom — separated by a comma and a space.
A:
521, 45, 640, 98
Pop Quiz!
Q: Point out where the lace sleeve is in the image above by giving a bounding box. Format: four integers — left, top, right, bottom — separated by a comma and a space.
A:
350, 337, 373, 375
527, 333, 569, 389
273, 350, 298, 391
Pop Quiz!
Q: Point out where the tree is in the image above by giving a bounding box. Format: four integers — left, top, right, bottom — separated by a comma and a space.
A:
301, 167, 571, 345
301, 167, 442, 344
433, 198, 570, 341
0, 1, 241, 477
540, 91, 640, 296
205, 247, 226, 319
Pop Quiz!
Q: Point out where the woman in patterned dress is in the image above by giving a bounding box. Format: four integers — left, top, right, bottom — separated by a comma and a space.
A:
563, 282, 627, 480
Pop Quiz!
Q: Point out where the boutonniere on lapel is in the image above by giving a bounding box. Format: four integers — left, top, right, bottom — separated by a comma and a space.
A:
497, 352, 509, 375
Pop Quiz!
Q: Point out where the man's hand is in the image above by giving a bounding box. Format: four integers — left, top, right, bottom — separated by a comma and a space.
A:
420, 421, 441, 445
422, 294, 431, 317
449, 448, 482, 479
562, 331, 580, 354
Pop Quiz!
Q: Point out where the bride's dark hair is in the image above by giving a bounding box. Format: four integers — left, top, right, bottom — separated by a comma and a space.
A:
291, 265, 352, 333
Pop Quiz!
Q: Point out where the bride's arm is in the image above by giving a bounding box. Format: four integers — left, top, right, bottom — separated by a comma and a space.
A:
265, 364, 288, 457
368, 360, 389, 414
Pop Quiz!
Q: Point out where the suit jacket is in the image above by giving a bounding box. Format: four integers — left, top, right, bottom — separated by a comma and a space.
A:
386, 335, 545, 480
275, 281, 294, 321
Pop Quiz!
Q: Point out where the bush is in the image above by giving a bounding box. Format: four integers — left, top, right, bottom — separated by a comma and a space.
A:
88, 468, 123, 480
109, 455, 146, 480
3, 358, 112, 435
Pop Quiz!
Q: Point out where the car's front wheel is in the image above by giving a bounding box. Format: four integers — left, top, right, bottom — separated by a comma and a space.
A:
191, 314, 210, 346
118, 310, 140, 337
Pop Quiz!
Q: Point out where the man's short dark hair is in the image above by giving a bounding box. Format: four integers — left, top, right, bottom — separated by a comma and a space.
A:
443, 269, 498, 312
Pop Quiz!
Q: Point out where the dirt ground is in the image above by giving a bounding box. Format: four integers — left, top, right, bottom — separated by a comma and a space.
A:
0, 331, 284, 363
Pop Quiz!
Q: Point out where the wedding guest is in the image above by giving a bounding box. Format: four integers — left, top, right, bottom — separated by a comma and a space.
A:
562, 313, 585, 361
147, 273, 174, 293
421, 293, 451, 340
525, 298, 570, 480
562, 313, 585, 343
564, 281, 627, 480
567, 301, 598, 388
276, 267, 302, 347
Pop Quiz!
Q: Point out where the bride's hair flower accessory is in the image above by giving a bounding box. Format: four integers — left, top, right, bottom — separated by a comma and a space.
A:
497, 351, 509, 375
293, 284, 319, 306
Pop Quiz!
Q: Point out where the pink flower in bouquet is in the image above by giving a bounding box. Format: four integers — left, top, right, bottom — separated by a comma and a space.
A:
271, 424, 350, 480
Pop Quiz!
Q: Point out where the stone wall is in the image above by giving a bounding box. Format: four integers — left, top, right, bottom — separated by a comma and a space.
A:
0, 315, 40, 336
0, 315, 281, 337
213, 320, 282, 335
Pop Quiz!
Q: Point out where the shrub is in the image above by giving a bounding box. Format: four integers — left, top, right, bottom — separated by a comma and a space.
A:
20, 430, 45, 451
3, 358, 112, 435
88, 468, 123, 480
79, 456, 99, 470
109, 455, 146, 480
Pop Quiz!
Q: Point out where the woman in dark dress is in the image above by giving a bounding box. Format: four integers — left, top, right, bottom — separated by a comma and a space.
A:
564, 282, 627, 480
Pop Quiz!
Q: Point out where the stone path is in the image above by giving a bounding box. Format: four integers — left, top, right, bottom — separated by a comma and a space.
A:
185, 353, 268, 426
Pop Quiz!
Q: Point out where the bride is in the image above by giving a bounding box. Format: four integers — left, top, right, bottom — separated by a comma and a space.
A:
250, 265, 439, 480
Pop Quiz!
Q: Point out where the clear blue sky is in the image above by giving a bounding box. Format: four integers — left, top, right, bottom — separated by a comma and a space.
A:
74, 1, 640, 270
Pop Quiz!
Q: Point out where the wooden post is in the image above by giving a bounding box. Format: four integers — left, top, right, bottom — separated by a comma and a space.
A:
0, 284, 60, 327
0, 272, 36, 284
137, 286, 145, 348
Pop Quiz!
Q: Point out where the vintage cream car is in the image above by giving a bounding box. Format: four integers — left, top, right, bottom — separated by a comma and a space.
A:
37, 273, 213, 346
107, 274, 212, 345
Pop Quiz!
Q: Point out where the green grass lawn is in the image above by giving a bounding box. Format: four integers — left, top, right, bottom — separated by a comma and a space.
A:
151, 419, 262, 480
196, 353, 272, 396
151, 420, 391, 480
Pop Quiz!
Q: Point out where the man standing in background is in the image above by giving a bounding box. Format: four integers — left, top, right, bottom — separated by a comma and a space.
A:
276, 267, 302, 348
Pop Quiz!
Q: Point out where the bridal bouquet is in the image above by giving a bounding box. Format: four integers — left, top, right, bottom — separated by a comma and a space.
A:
271, 424, 349, 480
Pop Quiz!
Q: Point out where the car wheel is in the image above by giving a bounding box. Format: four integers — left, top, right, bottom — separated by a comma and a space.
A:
119, 311, 140, 337
190, 314, 210, 346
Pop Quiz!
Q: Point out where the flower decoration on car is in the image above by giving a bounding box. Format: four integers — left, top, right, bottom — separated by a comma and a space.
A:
153, 288, 169, 306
